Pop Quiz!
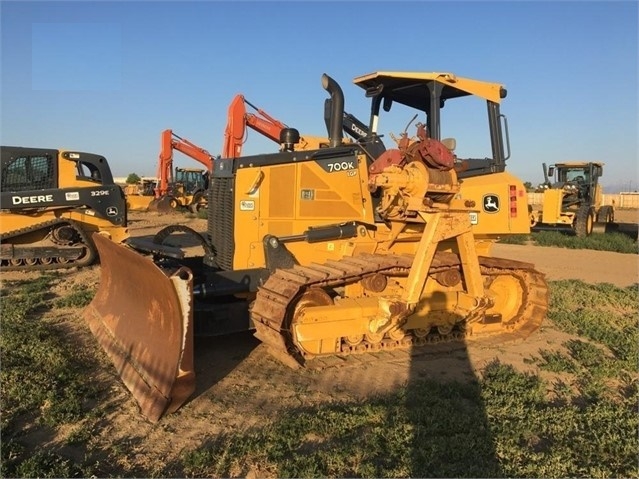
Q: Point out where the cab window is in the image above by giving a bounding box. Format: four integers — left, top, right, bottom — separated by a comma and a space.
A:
76, 161, 102, 182
1, 154, 54, 191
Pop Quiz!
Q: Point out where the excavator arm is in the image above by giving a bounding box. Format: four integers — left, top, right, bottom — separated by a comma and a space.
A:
156, 129, 215, 198
222, 93, 374, 158
222, 94, 289, 158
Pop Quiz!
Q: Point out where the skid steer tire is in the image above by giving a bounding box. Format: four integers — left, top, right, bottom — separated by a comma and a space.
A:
574, 205, 594, 237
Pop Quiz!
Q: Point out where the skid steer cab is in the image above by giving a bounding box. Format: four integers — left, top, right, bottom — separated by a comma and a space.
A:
84, 71, 548, 422
0, 146, 128, 271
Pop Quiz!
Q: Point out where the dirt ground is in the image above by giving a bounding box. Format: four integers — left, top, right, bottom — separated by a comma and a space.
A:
4, 209, 638, 473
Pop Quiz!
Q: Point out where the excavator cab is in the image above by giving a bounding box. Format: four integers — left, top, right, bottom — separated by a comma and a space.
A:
85, 72, 547, 422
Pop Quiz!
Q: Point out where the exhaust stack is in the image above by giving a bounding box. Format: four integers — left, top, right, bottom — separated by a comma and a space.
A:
321, 73, 344, 148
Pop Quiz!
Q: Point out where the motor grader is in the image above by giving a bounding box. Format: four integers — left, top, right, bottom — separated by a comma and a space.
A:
530, 161, 614, 236
0, 146, 128, 271
84, 71, 549, 422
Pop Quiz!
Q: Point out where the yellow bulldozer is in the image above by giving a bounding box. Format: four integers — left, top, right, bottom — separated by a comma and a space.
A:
0, 146, 128, 271
84, 71, 549, 422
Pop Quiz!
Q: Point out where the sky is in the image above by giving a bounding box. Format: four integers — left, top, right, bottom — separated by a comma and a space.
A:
1, 1, 637, 191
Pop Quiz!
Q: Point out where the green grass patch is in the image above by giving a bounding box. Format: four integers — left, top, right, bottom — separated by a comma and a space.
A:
0, 275, 101, 478
1, 278, 98, 429
498, 231, 638, 253
4, 445, 85, 479
196, 207, 208, 219
537, 349, 577, 373
496, 234, 531, 245
548, 280, 638, 370
3, 277, 637, 478
482, 361, 637, 478
532, 231, 638, 254
55, 284, 95, 308
179, 358, 637, 478
180, 380, 503, 478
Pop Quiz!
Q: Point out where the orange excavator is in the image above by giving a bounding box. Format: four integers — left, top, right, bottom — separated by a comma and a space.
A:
149, 130, 215, 212
222, 94, 339, 157
223, 94, 286, 158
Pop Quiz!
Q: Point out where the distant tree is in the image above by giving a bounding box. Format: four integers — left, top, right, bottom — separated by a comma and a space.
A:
523, 181, 535, 192
126, 173, 141, 184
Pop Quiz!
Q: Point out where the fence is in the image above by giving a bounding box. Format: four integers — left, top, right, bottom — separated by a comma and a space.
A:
527, 192, 639, 209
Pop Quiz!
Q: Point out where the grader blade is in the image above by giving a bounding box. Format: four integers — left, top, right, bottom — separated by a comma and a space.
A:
83, 233, 195, 422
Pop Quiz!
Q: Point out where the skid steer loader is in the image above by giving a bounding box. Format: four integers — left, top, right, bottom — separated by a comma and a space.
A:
1, 146, 128, 271
84, 71, 549, 422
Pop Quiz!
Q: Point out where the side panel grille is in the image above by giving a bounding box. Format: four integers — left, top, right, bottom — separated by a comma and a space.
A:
206, 177, 234, 270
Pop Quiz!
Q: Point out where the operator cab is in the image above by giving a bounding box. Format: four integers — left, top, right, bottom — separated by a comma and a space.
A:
352, 71, 510, 178
547, 162, 604, 201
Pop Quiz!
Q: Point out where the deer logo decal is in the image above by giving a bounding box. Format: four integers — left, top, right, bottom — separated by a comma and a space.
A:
483, 194, 500, 213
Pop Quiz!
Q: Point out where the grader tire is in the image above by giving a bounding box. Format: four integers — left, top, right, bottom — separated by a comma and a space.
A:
574, 205, 594, 237
597, 205, 614, 224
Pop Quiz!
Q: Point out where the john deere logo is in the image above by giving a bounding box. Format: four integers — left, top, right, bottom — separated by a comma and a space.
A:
106, 206, 118, 216
483, 194, 500, 213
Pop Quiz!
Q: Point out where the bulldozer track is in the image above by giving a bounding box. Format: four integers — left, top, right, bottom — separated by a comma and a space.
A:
251, 252, 548, 368
0, 218, 97, 272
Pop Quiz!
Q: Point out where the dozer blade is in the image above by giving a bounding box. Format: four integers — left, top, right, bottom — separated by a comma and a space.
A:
83, 233, 195, 422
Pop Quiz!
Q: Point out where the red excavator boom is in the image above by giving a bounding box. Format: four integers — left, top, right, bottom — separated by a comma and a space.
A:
222, 94, 290, 158
155, 129, 215, 198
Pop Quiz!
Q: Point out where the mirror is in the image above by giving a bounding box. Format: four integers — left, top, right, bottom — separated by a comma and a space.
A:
383, 96, 393, 112
365, 84, 383, 98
